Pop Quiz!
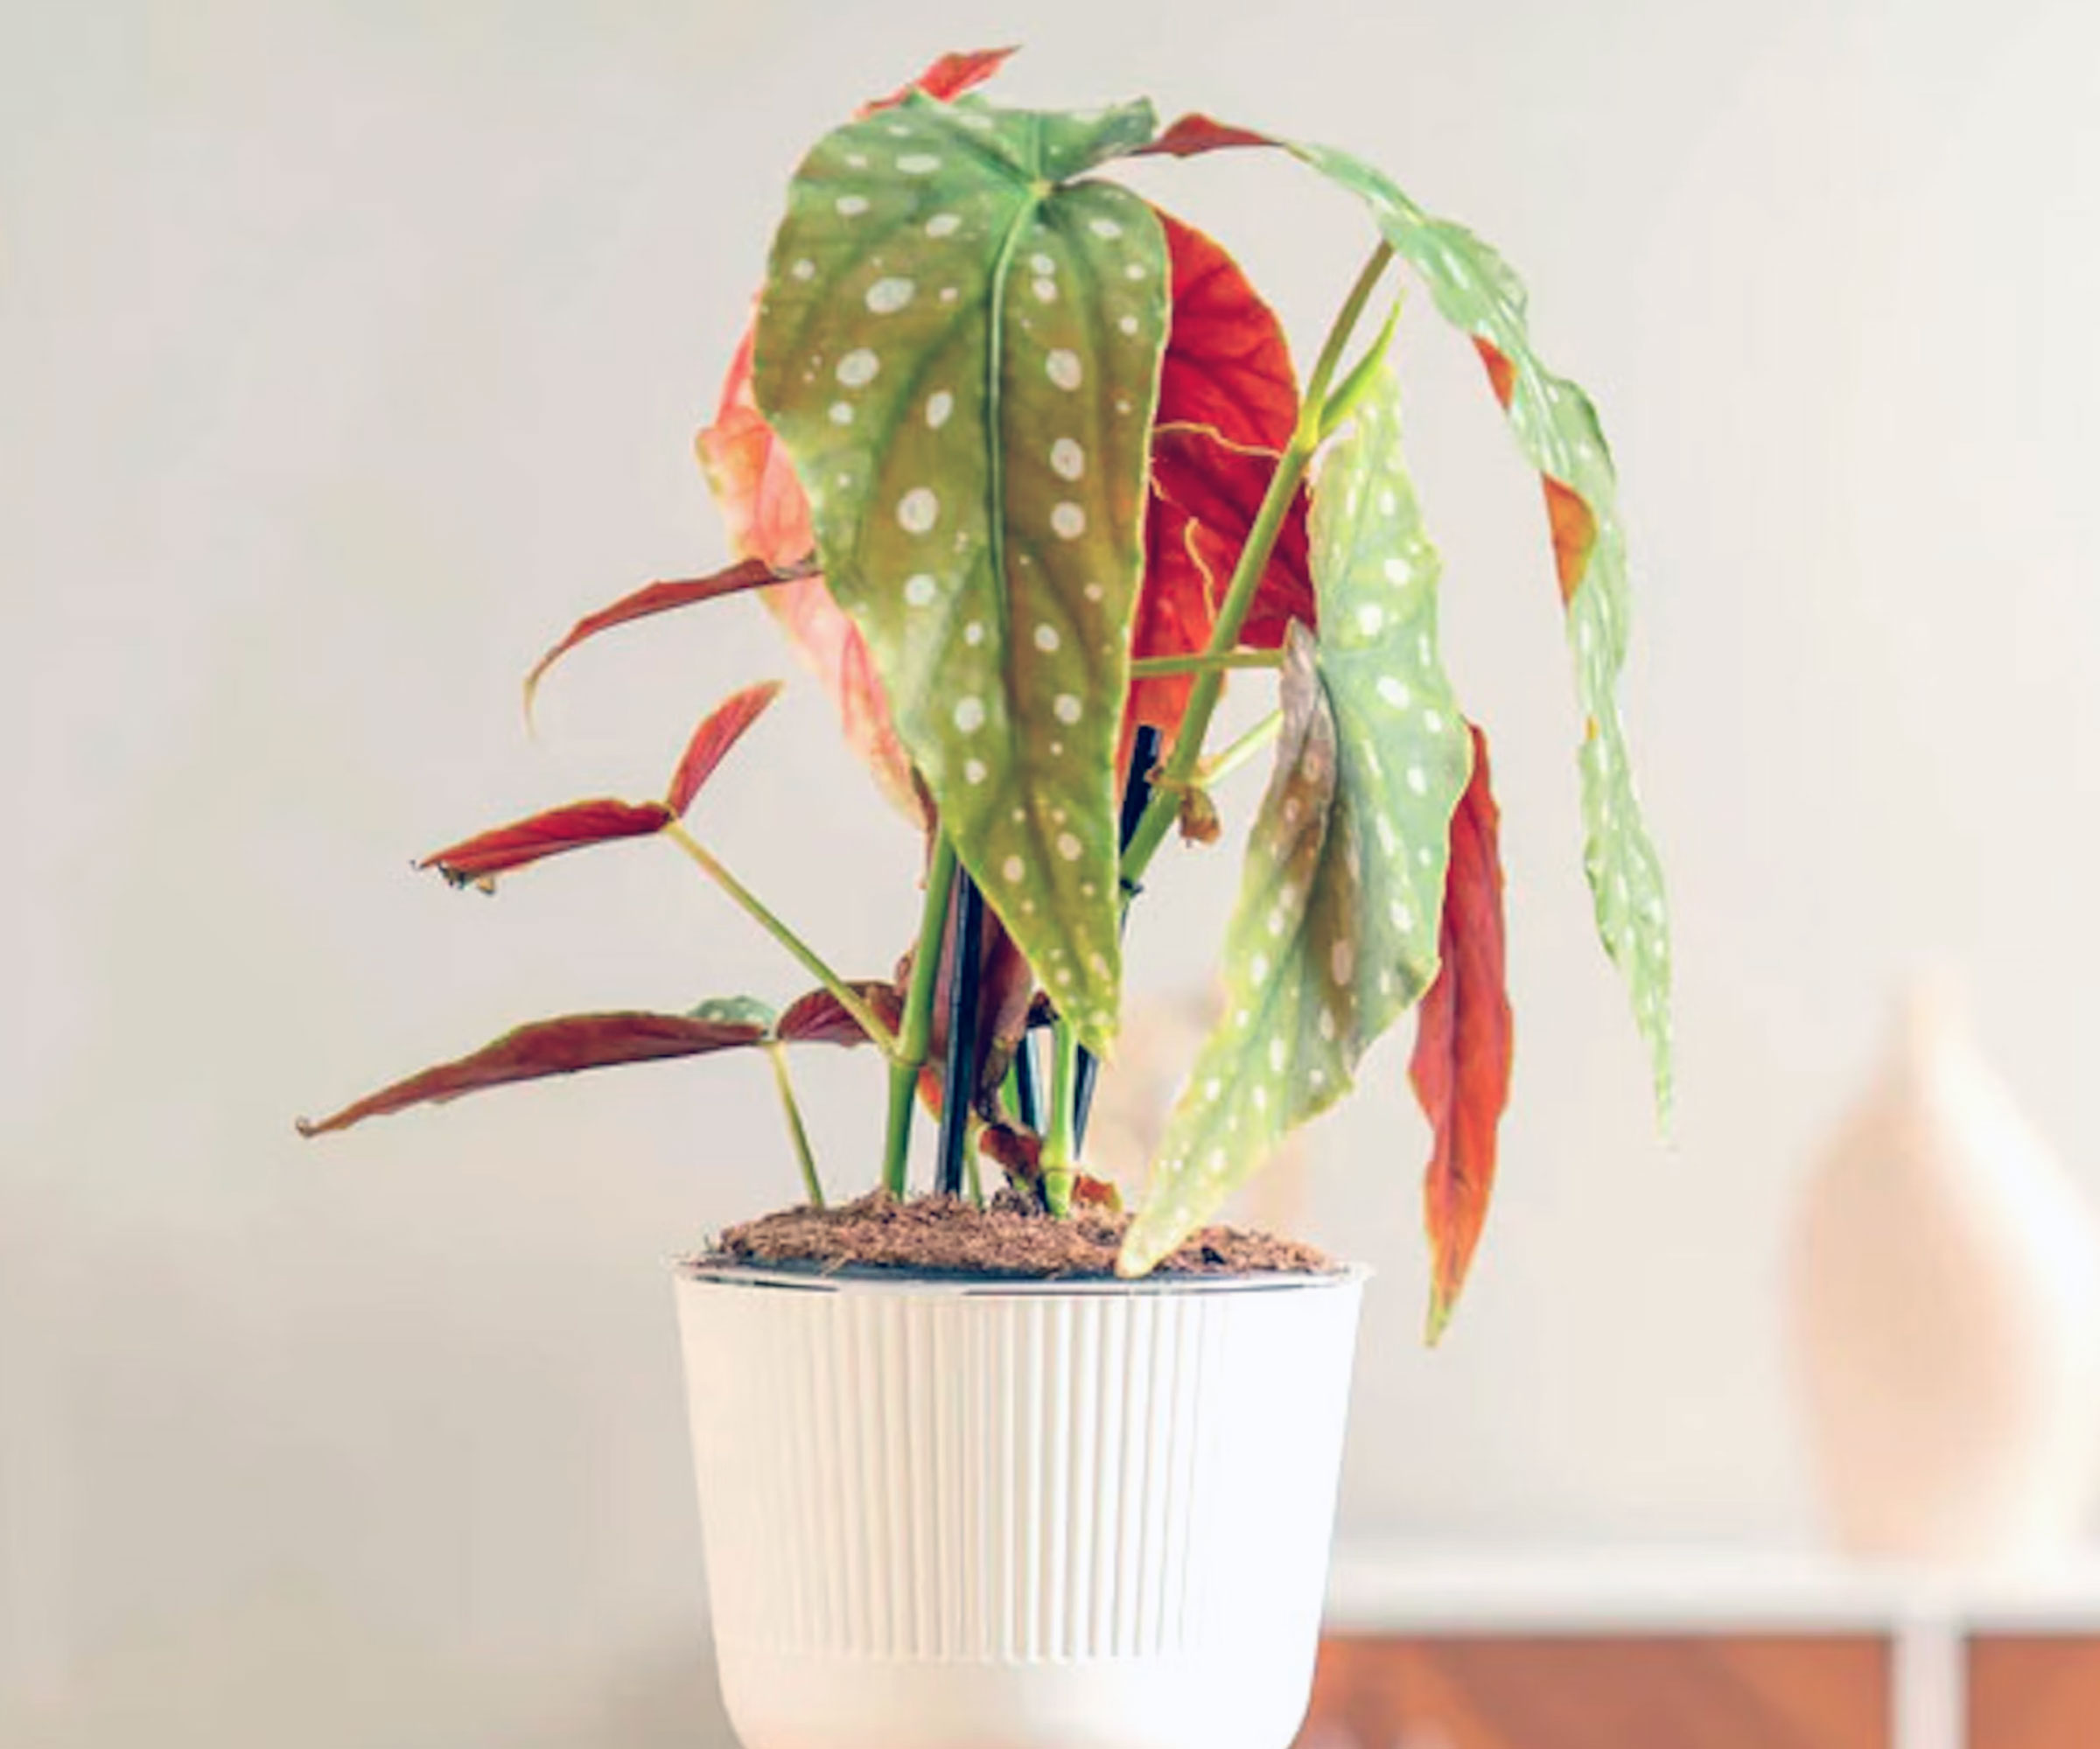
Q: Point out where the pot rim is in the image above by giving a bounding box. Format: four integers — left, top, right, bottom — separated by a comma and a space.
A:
676, 1257, 1371, 1298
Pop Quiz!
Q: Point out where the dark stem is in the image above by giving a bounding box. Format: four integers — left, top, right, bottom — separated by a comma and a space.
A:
934, 863, 985, 1199
1072, 725, 1162, 1146
1012, 1025, 1040, 1130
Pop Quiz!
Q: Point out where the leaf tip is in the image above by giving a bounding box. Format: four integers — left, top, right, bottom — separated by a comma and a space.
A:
1424, 1289, 1456, 1347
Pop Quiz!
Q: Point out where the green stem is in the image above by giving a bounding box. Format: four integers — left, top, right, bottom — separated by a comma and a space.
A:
1197, 710, 1284, 787
1040, 1019, 1082, 1217
662, 822, 897, 1055
882, 833, 959, 1199
765, 1044, 824, 1208
1129, 650, 1284, 679
1119, 242, 1394, 892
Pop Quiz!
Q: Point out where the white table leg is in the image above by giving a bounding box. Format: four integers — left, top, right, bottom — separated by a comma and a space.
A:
1892, 1610, 1965, 1749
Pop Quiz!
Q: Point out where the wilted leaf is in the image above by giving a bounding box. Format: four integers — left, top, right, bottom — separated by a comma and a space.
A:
1411, 720, 1512, 1343
420, 799, 672, 888
664, 679, 784, 816
1176, 784, 1221, 844
296, 1011, 770, 1137
1123, 362, 1473, 1276
752, 94, 1171, 1054
1140, 113, 1671, 1116
522, 557, 815, 720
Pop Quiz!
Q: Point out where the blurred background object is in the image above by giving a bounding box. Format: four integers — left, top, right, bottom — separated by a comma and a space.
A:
1792, 983, 2100, 1569
8, 0, 2100, 1744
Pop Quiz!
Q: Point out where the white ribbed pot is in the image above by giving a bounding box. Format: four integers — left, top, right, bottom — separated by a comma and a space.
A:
675, 1262, 1367, 1749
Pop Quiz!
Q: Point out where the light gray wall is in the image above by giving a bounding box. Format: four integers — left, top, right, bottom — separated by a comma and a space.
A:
7, 0, 2099, 1740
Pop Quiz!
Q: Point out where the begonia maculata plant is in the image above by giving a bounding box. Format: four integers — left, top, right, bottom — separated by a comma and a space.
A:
301, 48, 1671, 1337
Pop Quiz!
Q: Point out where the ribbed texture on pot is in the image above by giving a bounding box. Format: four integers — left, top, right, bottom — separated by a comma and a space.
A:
678, 1273, 1359, 1668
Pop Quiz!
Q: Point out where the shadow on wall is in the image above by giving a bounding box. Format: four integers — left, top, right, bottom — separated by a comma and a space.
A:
0, 1583, 734, 1749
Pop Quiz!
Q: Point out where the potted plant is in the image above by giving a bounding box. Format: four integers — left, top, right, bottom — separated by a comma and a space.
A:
300, 46, 1670, 1749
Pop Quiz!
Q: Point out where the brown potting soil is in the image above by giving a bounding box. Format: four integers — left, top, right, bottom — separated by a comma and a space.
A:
704, 1190, 1335, 1280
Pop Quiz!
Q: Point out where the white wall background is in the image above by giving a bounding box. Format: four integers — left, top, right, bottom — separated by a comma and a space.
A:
6, 0, 2100, 1741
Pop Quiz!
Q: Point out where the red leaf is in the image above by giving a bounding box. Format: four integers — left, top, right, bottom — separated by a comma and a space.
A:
858, 45, 1016, 114
1127, 212, 1306, 745
1131, 424, 1316, 744
296, 1011, 768, 1137
665, 680, 784, 816
419, 799, 672, 887
522, 557, 814, 718
1543, 476, 1598, 605
1151, 426, 1316, 641
1153, 209, 1298, 450
777, 982, 905, 1047
1137, 114, 1278, 158
699, 327, 925, 827
1409, 724, 1513, 1343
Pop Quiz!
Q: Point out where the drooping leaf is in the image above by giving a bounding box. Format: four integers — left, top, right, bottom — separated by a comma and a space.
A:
1136, 113, 1671, 1117
1128, 211, 1302, 741
664, 679, 784, 815
1122, 361, 1473, 1276
1410, 721, 1512, 1343
420, 799, 672, 888
522, 557, 814, 720
752, 94, 1172, 1055
295, 1011, 771, 1137
698, 328, 925, 826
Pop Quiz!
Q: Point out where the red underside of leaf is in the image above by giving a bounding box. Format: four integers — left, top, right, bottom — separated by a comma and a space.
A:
1542, 476, 1597, 605
665, 679, 784, 816
1152, 209, 1298, 450
858, 45, 1016, 115
1409, 723, 1513, 1342
524, 558, 814, 717
776, 982, 905, 1046
297, 1011, 770, 1137
1137, 114, 1278, 158
1126, 210, 1303, 745
1127, 212, 1305, 745
701, 321, 924, 825
420, 799, 672, 885
1473, 337, 1518, 410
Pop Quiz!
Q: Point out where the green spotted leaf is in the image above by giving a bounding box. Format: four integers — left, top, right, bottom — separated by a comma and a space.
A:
751, 93, 1171, 1055
1122, 361, 1473, 1276
1287, 141, 1672, 1119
